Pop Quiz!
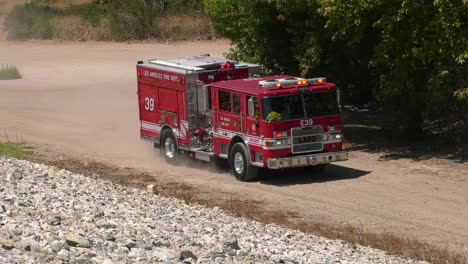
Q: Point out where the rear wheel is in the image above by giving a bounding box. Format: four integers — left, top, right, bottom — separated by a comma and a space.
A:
161, 130, 179, 164
230, 143, 258, 182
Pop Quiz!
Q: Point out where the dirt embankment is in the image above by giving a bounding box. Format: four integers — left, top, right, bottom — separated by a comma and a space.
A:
0, 0, 29, 40
0, 0, 212, 42
0, 41, 467, 260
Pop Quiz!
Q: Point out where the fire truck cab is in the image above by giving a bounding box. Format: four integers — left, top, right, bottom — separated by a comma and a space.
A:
137, 55, 348, 181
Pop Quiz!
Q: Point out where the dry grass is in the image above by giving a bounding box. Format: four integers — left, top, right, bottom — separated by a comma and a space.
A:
157, 13, 213, 41
28, 154, 466, 264
0, 1, 6, 15
0, 65, 21, 80
36, 0, 92, 9
0, 141, 30, 158
4, 1, 212, 41
50, 15, 107, 41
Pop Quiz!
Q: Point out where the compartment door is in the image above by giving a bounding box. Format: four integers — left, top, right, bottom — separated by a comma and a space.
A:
138, 83, 159, 138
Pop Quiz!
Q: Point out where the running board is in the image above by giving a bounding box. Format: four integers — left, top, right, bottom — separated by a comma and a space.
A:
192, 149, 213, 162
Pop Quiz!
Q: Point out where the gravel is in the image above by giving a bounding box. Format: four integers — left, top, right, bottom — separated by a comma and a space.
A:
0, 156, 426, 263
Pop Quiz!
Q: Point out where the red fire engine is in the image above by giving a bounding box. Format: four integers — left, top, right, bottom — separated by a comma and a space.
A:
136, 55, 348, 181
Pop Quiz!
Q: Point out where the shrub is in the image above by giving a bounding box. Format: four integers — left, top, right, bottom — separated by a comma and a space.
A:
156, 12, 212, 40
0, 1, 6, 16
106, 0, 163, 40
4, 1, 105, 40
66, 2, 105, 26
204, 0, 468, 140
3, 0, 210, 41
4, 3, 56, 40
0, 141, 29, 159
50, 16, 92, 40
0, 65, 22, 80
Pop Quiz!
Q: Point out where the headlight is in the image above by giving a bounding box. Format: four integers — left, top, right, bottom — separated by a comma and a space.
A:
325, 133, 342, 141
275, 139, 289, 145
265, 139, 290, 147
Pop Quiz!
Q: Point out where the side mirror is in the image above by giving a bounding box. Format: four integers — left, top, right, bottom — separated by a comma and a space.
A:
248, 97, 255, 117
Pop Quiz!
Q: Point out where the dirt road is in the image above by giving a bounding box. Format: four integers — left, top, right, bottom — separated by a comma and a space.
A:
1, 41, 467, 253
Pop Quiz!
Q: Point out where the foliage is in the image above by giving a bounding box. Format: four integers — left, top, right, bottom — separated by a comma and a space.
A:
0, 1, 5, 16
4, 0, 208, 41
106, 0, 161, 40
323, 0, 468, 137
0, 141, 29, 159
4, 3, 56, 40
0, 65, 22, 80
266, 111, 282, 122
454, 88, 468, 102
204, 0, 468, 138
203, 0, 296, 72
3, 1, 105, 40
66, 2, 106, 26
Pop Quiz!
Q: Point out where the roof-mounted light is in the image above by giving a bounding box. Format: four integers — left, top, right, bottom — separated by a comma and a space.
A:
307, 77, 327, 85
260, 77, 307, 89
259, 79, 279, 88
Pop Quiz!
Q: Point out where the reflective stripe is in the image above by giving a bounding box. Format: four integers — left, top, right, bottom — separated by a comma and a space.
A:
141, 122, 161, 132
215, 128, 263, 147
140, 120, 185, 139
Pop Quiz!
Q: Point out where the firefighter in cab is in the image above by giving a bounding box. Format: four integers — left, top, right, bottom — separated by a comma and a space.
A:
221, 61, 235, 79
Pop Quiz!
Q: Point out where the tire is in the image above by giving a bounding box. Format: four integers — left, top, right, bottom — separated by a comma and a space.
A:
161, 129, 179, 164
230, 143, 258, 182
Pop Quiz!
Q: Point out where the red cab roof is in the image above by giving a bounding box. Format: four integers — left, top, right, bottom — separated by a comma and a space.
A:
211, 75, 336, 96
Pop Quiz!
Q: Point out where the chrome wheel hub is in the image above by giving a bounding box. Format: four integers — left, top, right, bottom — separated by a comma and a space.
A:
234, 152, 244, 174
164, 137, 175, 158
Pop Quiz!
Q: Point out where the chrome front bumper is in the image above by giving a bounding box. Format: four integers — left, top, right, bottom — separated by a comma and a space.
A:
267, 151, 348, 169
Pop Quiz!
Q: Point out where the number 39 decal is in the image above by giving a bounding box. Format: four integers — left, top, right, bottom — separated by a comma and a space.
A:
300, 119, 313, 127
144, 97, 154, 111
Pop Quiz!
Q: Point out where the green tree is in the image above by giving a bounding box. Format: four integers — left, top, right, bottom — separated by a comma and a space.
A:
203, 0, 296, 72
204, 0, 468, 138
323, 0, 468, 137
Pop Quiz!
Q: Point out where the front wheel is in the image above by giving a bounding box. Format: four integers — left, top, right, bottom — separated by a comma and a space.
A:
161, 130, 179, 164
230, 143, 258, 182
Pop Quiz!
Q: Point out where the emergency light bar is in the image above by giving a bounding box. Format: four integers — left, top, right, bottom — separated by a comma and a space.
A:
307, 77, 327, 84
259, 77, 326, 89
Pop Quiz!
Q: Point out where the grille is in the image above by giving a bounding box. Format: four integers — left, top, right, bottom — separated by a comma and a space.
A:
291, 126, 323, 153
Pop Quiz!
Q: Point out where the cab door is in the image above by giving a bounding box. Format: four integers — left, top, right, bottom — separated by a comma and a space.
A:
217, 90, 236, 133
245, 95, 259, 137
232, 92, 243, 133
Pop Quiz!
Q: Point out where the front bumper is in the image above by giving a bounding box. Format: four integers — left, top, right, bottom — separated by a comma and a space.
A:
267, 151, 348, 169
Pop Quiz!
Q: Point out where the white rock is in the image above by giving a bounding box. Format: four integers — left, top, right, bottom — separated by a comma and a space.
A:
146, 184, 158, 195
65, 233, 90, 248
102, 258, 114, 264
0, 157, 427, 264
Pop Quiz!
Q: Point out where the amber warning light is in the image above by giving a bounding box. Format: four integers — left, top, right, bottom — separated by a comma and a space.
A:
259, 77, 326, 89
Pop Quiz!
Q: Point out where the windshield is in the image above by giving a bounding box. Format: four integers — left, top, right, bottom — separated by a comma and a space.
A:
262, 91, 339, 121
261, 94, 304, 121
